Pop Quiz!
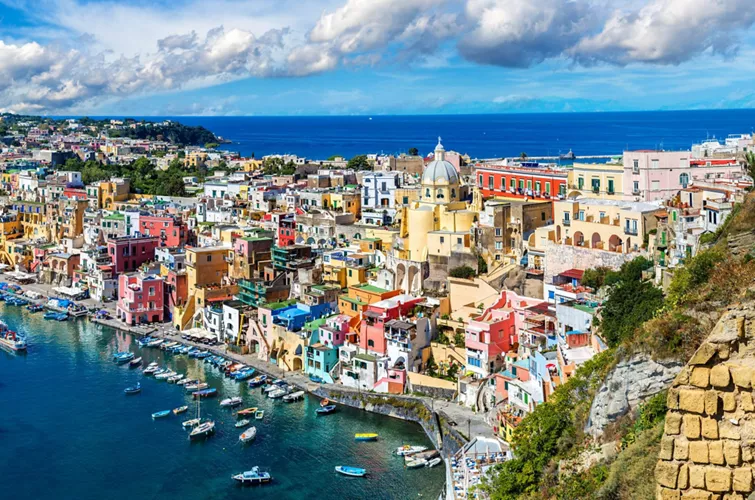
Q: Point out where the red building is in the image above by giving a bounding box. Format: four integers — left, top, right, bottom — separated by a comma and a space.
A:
116, 273, 164, 325
359, 294, 424, 355
268, 212, 295, 247
476, 163, 568, 200
107, 235, 160, 274
138, 214, 188, 247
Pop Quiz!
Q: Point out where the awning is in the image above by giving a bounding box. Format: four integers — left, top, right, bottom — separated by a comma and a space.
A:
558, 269, 584, 280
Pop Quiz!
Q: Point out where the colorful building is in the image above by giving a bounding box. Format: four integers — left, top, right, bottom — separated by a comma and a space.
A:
106, 235, 159, 274
116, 273, 164, 325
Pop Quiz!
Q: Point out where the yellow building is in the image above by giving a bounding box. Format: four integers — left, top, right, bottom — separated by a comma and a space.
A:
395, 186, 421, 206
551, 198, 661, 253
91, 178, 130, 210
567, 161, 624, 199
242, 159, 263, 172
186, 246, 231, 297
14, 201, 49, 241
186, 152, 208, 169
328, 191, 361, 217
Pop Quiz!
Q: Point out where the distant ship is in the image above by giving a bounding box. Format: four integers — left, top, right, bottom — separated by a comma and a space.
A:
560, 149, 576, 160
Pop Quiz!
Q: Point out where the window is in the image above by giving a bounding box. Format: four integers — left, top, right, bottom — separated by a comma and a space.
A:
478, 175, 483, 185
149, 286, 155, 296
207, 255, 212, 262
440, 236, 445, 244
577, 177, 584, 189
607, 179, 614, 194
527, 180, 532, 191
651, 159, 659, 169
368, 339, 374, 347
518, 180, 524, 190
467, 357, 481, 368
651, 180, 660, 191
632, 159, 639, 173
495, 228, 502, 236
402, 196, 409, 204
545, 182, 551, 194
535, 181, 540, 193
541, 212, 546, 221
501, 178, 506, 190
425, 188, 430, 198
451, 188, 456, 198
495, 241, 503, 250
591, 178, 600, 193
351, 303, 357, 312
436, 189, 445, 199
488, 176, 494, 189
510, 178, 515, 190
578, 210, 585, 221
679, 173, 689, 188
633, 181, 639, 193
457, 238, 462, 245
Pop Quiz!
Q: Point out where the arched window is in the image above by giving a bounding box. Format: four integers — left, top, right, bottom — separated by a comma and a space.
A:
451, 188, 456, 198
436, 189, 445, 199
679, 173, 689, 188
425, 188, 431, 198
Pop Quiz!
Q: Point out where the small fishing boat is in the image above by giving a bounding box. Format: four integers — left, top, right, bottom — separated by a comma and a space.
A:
254, 410, 264, 420
167, 374, 184, 383
232, 466, 271, 485
182, 418, 200, 429
192, 388, 218, 398
316, 404, 337, 416
236, 407, 258, 417
426, 457, 442, 468
268, 387, 288, 399
309, 375, 323, 383
235, 419, 251, 428
155, 370, 176, 380
143, 362, 159, 375
26, 303, 44, 313
189, 420, 215, 440
408, 450, 439, 462
395, 445, 428, 457
44, 311, 68, 321
129, 357, 143, 368
248, 374, 268, 387
239, 426, 257, 443
220, 397, 243, 408
113, 351, 135, 364
173, 406, 189, 415
0, 327, 27, 352
185, 382, 208, 392
282, 390, 304, 402
405, 457, 427, 469
177, 378, 194, 386
147, 339, 163, 347
355, 433, 378, 442
124, 383, 141, 395
335, 466, 366, 477
152, 410, 171, 419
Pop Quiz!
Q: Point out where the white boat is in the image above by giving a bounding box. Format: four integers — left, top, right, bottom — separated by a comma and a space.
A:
396, 445, 428, 457
167, 374, 184, 383
143, 362, 159, 375
185, 382, 208, 392
182, 418, 200, 429
155, 370, 176, 380
426, 457, 442, 468
282, 390, 304, 402
220, 397, 243, 408
177, 378, 194, 386
239, 426, 257, 443
268, 387, 288, 399
235, 419, 251, 428
232, 466, 271, 485
188, 399, 215, 440
262, 384, 279, 393
406, 458, 427, 469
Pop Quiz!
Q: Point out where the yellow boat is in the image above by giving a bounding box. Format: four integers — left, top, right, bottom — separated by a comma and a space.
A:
355, 433, 378, 441
236, 407, 258, 416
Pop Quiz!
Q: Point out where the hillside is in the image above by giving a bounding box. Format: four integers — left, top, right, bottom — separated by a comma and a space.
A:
480, 192, 755, 500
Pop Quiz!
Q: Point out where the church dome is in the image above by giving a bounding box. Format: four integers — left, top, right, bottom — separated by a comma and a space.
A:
422, 138, 459, 186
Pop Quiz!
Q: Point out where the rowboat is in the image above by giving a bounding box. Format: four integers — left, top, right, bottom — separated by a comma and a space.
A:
143, 362, 159, 375
405, 458, 427, 469
192, 388, 217, 398
355, 433, 378, 441
395, 445, 428, 457
152, 410, 171, 419
335, 466, 366, 477
124, 383, 141, 395
113, 351, 134, 364
426, 457, 442, 468
316, 404, 337, 416
232, 466, 271, 485
239, 426, 257, 443
220, 397, 243, 408
254, 410, 264, 420
236, 407, 258, 416
173, 406, 189, 415
182, 418, 200, 429
129, 357, 143, 368
235, 419, 251, 428
283, 390, 305, 402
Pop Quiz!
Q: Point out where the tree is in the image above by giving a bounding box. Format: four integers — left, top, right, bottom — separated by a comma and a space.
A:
204, 142, 219, 149
449, 265, 476, 279
520, 152, 528, 160
453, 331, 465, 347
447, 363, 459, 380
425, 354, 438, 377
347, 155, 371, 170
408, 147, 419, 156
744, 151, 755, 181
581, 266, 611, 290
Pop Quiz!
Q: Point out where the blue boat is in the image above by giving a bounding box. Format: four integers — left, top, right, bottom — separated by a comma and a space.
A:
152, 410, 171, 419
113, 352, 135, 364
248, 375, 268, 387
192, 388, 218, 398
309, 375, 323, 384
27, 304, 44, 312
44, 311, 68, 321
195, 351, 210, 359
233, 368, 255, 381
124, 383, 141, 395
335, 466, 366, 477
316, 405, 337, 416
232, 466, 272, 485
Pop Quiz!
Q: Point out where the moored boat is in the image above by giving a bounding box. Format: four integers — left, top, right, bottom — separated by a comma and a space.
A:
268, 387, 288, 399
152, 410, 171, 419
426, 457, 442, 468
182, 418, 200, 429
283, 390, 304, 402
167, 373, 184, 383
189, 420, 215, 439
113, 351, 134, 364
395, 445, 428, 457
173, 406, 189, 415
220, 396, 243, 408
355, 433, 378, 441
235, 419, 251, 428
254, 410, 264, 420
232, 466, 271, 485
155, 370, 176, 380
248, 374, 267, 387
192, 388, 217, 398
335, 466, 366, 477
129, 357, 142, 368
185, 382, 208, 392
124, 383, 141, 395
408, 450, 439, 462
26, 304, 44, 313
316, 404, 337, 416
0, 326, 27, 352
236, 407, 258, 417
239, 426, 257, 443
405, 457, 427, 469
143, 362, 159, 375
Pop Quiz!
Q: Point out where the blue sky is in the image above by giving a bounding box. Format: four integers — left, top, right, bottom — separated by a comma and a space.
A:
1, 0, 754, 115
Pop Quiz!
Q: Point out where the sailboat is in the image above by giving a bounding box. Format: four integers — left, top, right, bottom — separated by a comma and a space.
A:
188, 397, 215, 440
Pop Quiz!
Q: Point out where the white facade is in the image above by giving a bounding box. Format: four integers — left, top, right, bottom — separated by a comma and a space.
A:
362, 172, 401, 223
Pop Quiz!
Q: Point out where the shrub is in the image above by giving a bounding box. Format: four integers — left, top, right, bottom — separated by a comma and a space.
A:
449, 265, 476, 279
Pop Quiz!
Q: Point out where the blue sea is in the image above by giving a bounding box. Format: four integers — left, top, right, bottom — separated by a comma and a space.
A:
160, 109, 755, 159
0, 305, 444, 500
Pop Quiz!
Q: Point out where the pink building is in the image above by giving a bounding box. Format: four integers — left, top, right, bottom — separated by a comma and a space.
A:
138, 214, 188, 247
107, 235, 160, 273
116, 273, 164, 325
623, 151, 743, 201
359, 294, 424, 355
465, 296, 518, 379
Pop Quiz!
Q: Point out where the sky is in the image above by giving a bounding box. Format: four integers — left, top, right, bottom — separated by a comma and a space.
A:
0, 0, 755, 116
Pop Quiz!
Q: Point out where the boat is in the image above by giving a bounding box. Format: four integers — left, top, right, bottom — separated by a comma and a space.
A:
239, 426, 257, 443
355, 433, 378, 442
405, 458, 427, 469
192, 388, 218, 398
146, 339, 163, 347
262, 384, 279, 394
426, 457, 442, 468
173, 406, 189, 415
232, 368, 255, 381
26, 303, 44, 313
0, 326, 27, 352
113, 351, 135, 364
254, 410, 264, 420
185, 382, 208, 392
268, 387, 288, 399
335, 466, 366, 477
236, 407, 258, 417
182, 418, 200, 429
309, 375, 323, 383
177, 378, 196, 386
189, 420, 216, 439
395, 445, 428, 457
282, 390, 305, 402
320, 398, 330, 407
408, 450, 439, 462
316, 404, 337, 416
220, 397, 243, 408
235, 419, 251, 428
129, 357, 143, 368
143, 363, 159, 375
167, 374, 184, 383
44, 311, 68, 321
124, 383, 141, 395
152, 410, 171, 419
155, 370, 176, 380
248, 375, 268, 387
232, 466, 271, 485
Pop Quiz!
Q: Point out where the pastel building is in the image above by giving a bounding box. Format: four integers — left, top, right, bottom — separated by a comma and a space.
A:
465, 296, 517, 379
359, 294, 424, 355
116, 273, 164, 325
567, 161, 624, 199
305, 314, 350, 383
476, 162, 568, 200
107, 235, 160, 274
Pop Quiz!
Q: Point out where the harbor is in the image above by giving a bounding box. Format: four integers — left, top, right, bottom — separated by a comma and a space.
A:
0, 302, 445, 500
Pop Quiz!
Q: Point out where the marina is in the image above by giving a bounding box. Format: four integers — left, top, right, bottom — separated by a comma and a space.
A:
0, 304, 444, 499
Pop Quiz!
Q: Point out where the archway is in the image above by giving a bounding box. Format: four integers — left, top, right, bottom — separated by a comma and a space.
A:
591, 232, 602, 249
625, 237, 632, 253
556, 225, 562, 242
396, 263, 406, 290
609, 234, 622, 252
574, 231, 585, 247
407, 265, 418, 293
293, 357, 303, 371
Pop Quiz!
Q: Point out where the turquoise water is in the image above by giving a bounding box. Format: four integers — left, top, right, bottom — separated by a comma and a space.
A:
0, 304, 444, 499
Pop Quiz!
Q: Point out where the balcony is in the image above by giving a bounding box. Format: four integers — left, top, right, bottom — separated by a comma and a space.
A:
624, 227, 639, 236
562, 219, 571, 226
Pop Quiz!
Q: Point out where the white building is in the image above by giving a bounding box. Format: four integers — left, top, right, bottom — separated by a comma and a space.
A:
361, 171, 401, 224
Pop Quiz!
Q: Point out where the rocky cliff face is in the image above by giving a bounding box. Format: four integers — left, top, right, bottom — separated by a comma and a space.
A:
655, 303, 755, 499
586, 353, 682, 438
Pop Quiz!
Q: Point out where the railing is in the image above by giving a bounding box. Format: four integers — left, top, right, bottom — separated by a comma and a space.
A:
562, 219, 571, 226
624, 227, 638, 236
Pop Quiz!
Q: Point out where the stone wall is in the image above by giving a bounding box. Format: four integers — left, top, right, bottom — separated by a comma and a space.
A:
543, 241, 641, 285
655, 305, 755, 499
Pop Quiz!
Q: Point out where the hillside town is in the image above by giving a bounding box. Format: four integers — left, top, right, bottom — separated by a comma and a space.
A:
1, 114, 754, 496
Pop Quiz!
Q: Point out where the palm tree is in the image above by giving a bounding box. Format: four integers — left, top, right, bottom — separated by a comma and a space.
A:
744, 151, 755, 181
